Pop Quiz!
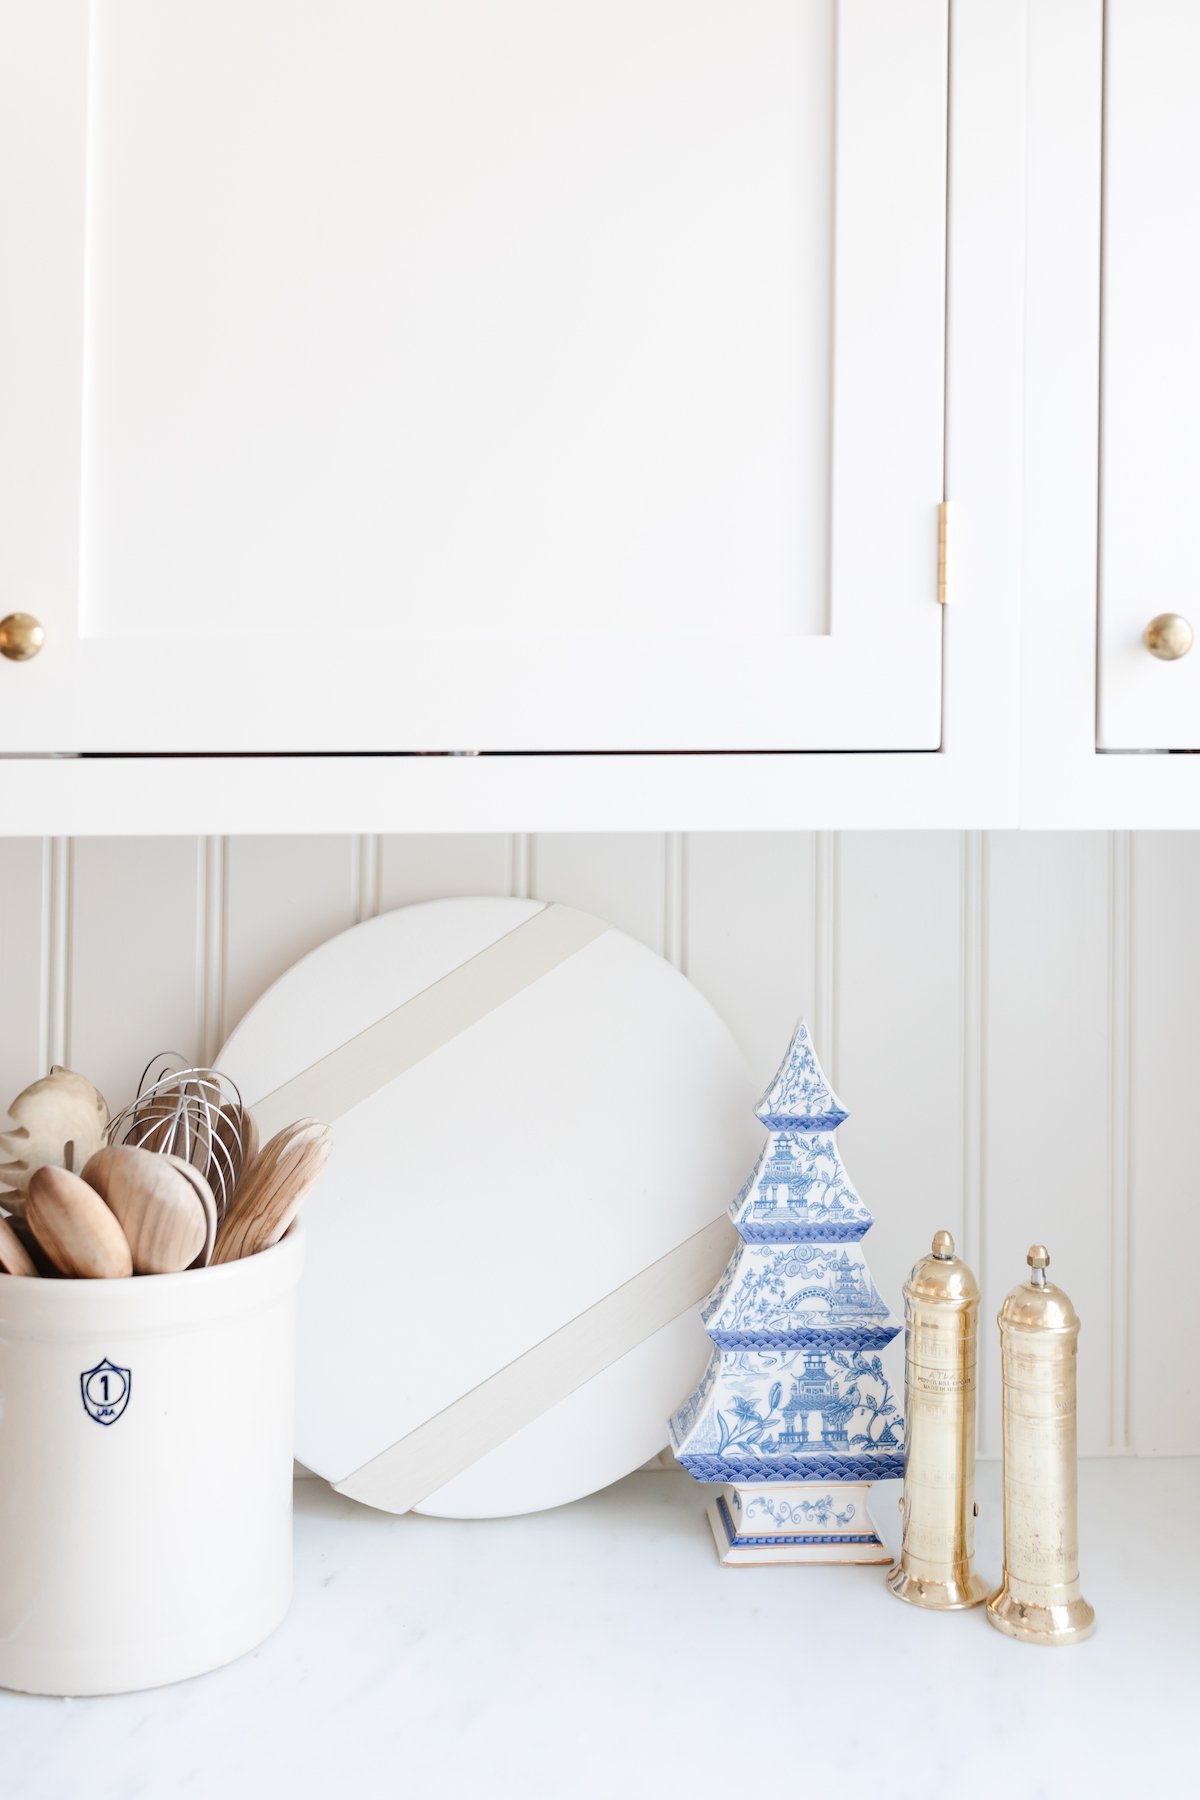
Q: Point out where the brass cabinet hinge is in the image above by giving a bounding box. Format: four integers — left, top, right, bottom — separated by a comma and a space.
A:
937, 500, 950, 605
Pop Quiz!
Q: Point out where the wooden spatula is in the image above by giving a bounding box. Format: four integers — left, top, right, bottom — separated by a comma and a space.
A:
212, 1119, 330, 1265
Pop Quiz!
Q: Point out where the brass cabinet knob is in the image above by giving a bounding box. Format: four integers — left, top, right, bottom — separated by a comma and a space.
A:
1143, 612, 1194, 660
0, 612, 45, 662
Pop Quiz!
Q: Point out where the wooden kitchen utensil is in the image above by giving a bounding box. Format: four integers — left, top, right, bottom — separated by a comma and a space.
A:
0, 1213, 38, 1276
215, 1101, 258, 1196
163, 1154, 218, 1267
82, 1146, 206, 1275
0, 1068, 110, 1216
25, 1166, 134, 1279
6, 1215, 58, 1277
211, 1119, 330, 1265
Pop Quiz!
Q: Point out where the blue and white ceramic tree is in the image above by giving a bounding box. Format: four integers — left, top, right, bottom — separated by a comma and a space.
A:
669, 1020, 904, 1565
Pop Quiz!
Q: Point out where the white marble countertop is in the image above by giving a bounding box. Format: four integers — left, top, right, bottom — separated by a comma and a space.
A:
3, 1459, 1192, 1799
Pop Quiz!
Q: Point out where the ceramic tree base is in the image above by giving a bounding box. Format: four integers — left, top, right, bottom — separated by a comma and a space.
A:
708, 1481, 892, 1567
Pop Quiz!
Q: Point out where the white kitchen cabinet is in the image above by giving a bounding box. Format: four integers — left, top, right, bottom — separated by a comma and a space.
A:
0, 0, 950, 760
1020, 0, 1200, 824
0, 3, 1029, 831
0, 0, 957, 756
1021, 0, 1200, 828
1098, 0, 1200, 751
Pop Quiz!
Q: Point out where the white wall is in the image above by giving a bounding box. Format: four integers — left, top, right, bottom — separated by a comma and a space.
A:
1, 830, 1193, 1457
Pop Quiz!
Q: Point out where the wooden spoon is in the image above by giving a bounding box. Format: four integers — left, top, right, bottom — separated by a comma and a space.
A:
82, 1145, 206, 1274
25, 1166, 133, 1278
163, 1153, 218, 1267
7, 1214, 59, 1276
212, 1119, 330, 1264
0, 1212, 38, 1276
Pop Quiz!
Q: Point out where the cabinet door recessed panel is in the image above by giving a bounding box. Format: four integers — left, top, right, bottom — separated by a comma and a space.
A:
85, 0, 833, 646
1100, 0, 1200, 750
0, 1, 948, 752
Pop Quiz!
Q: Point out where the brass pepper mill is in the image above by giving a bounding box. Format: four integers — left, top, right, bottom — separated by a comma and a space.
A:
987, 1245, 1096, 1645
887, 1229, 989, 1609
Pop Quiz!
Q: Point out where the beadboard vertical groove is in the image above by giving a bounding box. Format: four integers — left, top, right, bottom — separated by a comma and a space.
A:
662, 833, 686, 970
507, 833, 533, 900
199, 836, 227, 1068
960, 831, 987, 1446
41, 838, 73, 1071
1128, 833, 1200, 1453
1107, 830, 1132, 1453
1, 829, 1196, 1454
813, 831, 838, 1085
353, 835, 382, 926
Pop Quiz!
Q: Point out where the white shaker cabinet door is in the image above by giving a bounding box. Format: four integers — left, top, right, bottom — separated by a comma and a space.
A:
0, 1, 947, 754
1100, 0, 1200, 749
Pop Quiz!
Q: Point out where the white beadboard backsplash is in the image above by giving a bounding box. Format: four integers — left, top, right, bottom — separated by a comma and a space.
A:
1, 831, 1193, 1458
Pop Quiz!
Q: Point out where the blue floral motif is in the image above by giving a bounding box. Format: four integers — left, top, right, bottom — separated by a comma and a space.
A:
715, 1497, 881, 1548
755, 1021, 849, 1131
670, 1019, 905, 1491
744, 1494, 857, 1528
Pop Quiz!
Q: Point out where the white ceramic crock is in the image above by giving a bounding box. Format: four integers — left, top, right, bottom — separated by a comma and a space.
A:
0, 1225, 304, 1696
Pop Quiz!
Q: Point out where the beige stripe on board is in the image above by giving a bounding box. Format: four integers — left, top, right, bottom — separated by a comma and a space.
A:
335, 1214, 735, 1514
251, 902, 607, 1137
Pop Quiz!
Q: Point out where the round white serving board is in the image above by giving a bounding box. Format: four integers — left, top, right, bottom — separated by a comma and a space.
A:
219, 897, 756, 1518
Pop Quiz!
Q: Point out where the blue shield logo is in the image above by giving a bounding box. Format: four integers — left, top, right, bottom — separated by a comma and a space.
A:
80, 1357, 131, 1426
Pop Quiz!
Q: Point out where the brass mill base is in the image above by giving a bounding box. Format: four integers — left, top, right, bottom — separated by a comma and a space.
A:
885, 1563, 990, 1610
986, 1586, 1097, 1646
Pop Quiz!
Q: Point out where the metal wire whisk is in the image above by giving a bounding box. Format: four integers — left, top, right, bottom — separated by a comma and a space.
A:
105, 1053, 256, 1221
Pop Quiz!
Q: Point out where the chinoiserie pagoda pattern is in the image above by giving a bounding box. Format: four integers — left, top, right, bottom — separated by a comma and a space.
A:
669, 1021, 904, 1488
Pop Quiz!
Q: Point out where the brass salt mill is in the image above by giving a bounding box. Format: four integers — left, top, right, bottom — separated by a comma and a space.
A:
887, 1229, 989, 1609
987, 1245, 1095, 1645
